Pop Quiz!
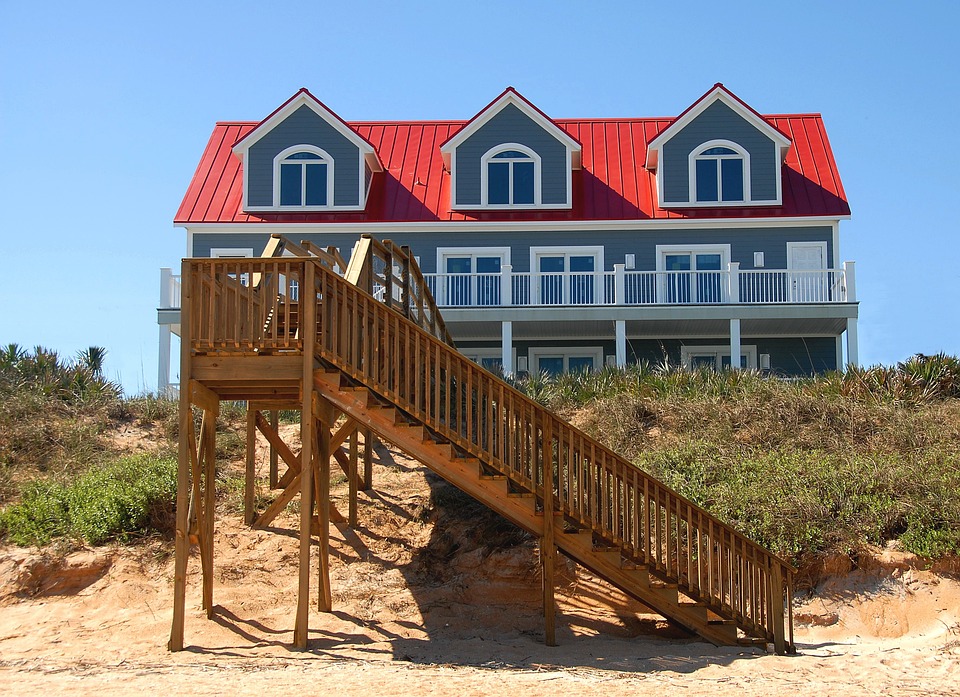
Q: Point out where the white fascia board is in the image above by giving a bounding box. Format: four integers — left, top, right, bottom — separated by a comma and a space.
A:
181, 215, 848, 237
645, 86, 792, 170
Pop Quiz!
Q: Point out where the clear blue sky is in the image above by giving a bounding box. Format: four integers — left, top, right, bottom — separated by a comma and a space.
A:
1, 1, 957, 394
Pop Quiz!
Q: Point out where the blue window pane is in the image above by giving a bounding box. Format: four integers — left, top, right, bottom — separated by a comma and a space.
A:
695, 253, 722, 271
692, 355, 716, 369
665, 254, 691, 272
568, 356, 594, 373
446, 257, 472, 273
492, 150, 528, 159
280, 163, 302, 205
701, 147, 737, 156
539, 256, 565, 273
539, 357, 564, 376
696, 159, 718, 202
476, 257, 500, 273
721, 158, 744, 201
513, 161, 535, 204
287, 151, 322, 160
570, 256, 594, 272
304, 163, 327, 205
480, 356, 503, 371
488, 162, 509, 203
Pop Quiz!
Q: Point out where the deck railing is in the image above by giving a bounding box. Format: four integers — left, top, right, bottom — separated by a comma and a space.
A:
423, 264, 853, 308
182, 253, 795, 650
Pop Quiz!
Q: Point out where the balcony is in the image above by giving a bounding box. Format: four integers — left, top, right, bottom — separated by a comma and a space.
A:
423, 262, 856, 308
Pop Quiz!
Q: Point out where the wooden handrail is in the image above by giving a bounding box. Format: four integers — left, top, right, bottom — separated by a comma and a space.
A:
308, 261, 794, 645
183, 250, 793, 648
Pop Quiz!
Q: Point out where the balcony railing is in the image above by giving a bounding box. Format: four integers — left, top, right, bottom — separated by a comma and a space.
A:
423, 262, 856, 308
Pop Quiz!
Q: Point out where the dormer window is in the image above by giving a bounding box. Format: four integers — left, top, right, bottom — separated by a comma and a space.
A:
482, 145, 540, 206
274, 145, 333, 207
692, 141, 748, 203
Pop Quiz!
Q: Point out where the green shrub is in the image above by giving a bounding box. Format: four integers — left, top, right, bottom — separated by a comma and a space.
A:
0, 454, 177, 547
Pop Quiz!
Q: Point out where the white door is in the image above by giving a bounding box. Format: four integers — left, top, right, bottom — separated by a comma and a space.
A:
788, 243, 827, 302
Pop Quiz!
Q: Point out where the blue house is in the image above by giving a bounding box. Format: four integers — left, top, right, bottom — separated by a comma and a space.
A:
158, 84, 856, 393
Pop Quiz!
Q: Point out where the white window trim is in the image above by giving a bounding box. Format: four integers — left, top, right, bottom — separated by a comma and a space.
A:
462, 347, 517, 371
529, 245, 604, 306
529, 346, 604, 374
687, 139, 751, 206
435, 247, 511, 306
480, 143, 542, 208
271, 144, 336, 210
681, 344, 758, 371
210, 247, 255, 258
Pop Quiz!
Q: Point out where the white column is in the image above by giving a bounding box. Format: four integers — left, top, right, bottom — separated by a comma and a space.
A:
500, 264, 513, 307
615, 320, 627, 368
843, 261, 857, 302
846, 317, 859, 367
501, 321, 513, 376
729, 318, 741, 370
158, 324, 171, 397
727, 262, 740, 303
614, 263, 626, 305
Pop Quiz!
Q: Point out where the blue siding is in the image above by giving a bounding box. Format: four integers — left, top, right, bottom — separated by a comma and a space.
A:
454, 104, 568, 206
193, 225, 834, 271
662, 101, 778, 204
247, 105, 361, 207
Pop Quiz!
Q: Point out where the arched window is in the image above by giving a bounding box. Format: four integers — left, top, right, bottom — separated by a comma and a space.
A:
273, 145, 334, 207
692, 141, 748, 203
481, 144, 540, 206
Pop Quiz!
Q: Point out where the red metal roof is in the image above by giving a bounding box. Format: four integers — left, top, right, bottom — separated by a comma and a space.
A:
174, 113, 849, 225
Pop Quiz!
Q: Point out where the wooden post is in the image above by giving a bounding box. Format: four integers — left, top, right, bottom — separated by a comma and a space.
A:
244, 406, 257, 525
771, 561, 786, 654
348, 426, 359, 528
269, 410, 279, 489
293, 261, 316, 650
201, 405, 217, 618
169, 265, 192, 652
317, 397, 333, 611
541, 415, 557, 646
362, 428, 373, 491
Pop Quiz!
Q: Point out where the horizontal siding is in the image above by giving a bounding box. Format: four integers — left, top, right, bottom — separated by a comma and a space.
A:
193, 225, 834, 271
248, 105, 361, 207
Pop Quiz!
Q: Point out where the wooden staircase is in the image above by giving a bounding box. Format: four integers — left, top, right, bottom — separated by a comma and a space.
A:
169, 234, 795, 655
314, 368, 740, 647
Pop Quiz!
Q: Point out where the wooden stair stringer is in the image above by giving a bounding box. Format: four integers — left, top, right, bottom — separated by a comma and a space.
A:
313, 369, 740, 646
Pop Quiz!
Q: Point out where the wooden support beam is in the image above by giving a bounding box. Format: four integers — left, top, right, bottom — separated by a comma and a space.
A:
348, 428, 359, 528
362, 428, 374, 492
190, 379, 219, 415
244, 407, 257, 525
293, 261, 316, 651
269, 410, 279, 489
255, 410, 301, 487
542, 416, 557, 647
316, 398, 333, 612
169, 261, 193, 651
200, 407, 217, 619
254, 472, 301, 529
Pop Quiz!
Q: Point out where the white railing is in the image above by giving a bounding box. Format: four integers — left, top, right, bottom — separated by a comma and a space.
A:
423, 262, 855, 308
159, 268, 182, 309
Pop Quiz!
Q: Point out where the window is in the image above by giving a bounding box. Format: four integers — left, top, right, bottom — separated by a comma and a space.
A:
436, 248, 510, 306
481, 144, 540, 206
530, 246, 604, 306
657, 244, 730, 304
529, 347, 603, 376
689, 141, 749, 204
273, 145, 334, 208
681, 345, 757, 371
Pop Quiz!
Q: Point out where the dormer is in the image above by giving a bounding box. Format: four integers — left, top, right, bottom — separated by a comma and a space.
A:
232, 88, 382, 212
645, 84, 791, 208
440, 88, 581, 210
